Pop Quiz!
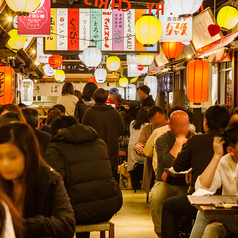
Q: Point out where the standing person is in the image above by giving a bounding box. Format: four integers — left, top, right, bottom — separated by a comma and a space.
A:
0, 122, 75, 238
137, 85, 155, 107
128, 107, 149, 172
75, 82, 98, 123
149, 110, 194, 237
57, 82, 78, 116
190, 124, 238, 238
106, 88, 120, 108
83, 88, 125, 180
161, 105, 230, 238
45, 116, 123, 238
21, 108, 51, 157
74, 90, 82, 101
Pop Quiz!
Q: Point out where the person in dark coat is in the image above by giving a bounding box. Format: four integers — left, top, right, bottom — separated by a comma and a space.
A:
0, 122, 75, 238
137, 85, 155, 107
75, 82, 98, 123
83, 88, 125, 180
45, 116, 122, 238
21, 108, 51, 157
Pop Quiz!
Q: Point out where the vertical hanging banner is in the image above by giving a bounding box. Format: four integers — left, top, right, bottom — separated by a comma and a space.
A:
68, 8, 79, 51
135, 9, 146, 51
146, 9, 157, 51
90, 9, 102, 50
101, 9, 113, 51
57, 8, 68, 50
124, 9, 135, 51
45, 8, 57, 51
113, 9, 124, 51
79, 9, 90, 50
18, 0, 51, 37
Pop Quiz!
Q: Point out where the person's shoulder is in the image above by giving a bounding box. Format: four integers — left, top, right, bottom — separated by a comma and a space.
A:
40, 163, 62, 184
156, 130, 171, 142
219, 153, 234, 167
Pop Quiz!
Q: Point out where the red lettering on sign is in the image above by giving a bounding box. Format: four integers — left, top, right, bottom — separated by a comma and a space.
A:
146, 2, 155, 15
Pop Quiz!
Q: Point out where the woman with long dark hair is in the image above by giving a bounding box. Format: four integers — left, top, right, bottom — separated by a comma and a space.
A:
75, 82, 98, 123
127, 107, 149, 172
0, 122, 75, 238
0, 104, 24, 117
57, 82, 78, 116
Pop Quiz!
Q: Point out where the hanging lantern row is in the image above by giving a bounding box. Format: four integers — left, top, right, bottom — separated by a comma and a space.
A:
7, 29, 26, 50
187, 59, 208, 104
106, 56, 121, 72
95, 68, 107, 84
81, 46, 102, 68
0, 66, 15, 105
138, 54, 154, 66
162, 42, 183, 59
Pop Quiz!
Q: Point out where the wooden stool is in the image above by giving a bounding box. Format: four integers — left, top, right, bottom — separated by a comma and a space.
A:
75, 221, 114, 238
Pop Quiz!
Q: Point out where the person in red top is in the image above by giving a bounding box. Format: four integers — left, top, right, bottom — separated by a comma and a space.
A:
106, 88, 120, 108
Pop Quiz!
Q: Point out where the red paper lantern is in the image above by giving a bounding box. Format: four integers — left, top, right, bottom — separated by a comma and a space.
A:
162, 42, 183, 59
48, 55, 63, 69
0, 66, 15, 105
187, 59, 208, 104
88, 77, 98, 85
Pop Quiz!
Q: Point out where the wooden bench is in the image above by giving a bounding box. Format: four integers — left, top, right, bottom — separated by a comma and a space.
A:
75, 221, 114, 238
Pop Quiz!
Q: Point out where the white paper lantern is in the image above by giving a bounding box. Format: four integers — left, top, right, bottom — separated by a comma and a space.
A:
21, 79, 34, 106
81, 46, 102, 67
229, 70, 232, 80
126, 84, 136, 100
54, 70, 65, 83
95, 68, 107, 84
164, 0, 203, 16
44, 64, 56, 77
117, 87, 125, 99
144, 76, 158, 101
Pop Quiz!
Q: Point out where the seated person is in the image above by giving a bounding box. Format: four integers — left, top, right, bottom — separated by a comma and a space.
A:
229, 107, 238, 125
0, 104, 24, 117
161, 105, 230, 238
0, 112, 25, 126
149, 110, 194, 237
53, 104, 66, 115
0, 122, 75, 238
106, 88, 120, 108
46, 108, 62, 126
21, 108, 51, 157
45, 116, 123, 238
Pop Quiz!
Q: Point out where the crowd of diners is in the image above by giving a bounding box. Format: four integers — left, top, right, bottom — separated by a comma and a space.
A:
0, 81, 237, 238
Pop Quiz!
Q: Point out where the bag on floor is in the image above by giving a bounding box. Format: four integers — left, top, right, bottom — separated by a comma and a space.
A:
118, 161, 132, 190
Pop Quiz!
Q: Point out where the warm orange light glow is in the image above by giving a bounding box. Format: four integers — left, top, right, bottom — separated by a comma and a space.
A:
48, 55, 63, 69
162, 42, 183, 59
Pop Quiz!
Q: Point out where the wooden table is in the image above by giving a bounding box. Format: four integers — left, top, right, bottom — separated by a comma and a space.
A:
194, 205, 238, 215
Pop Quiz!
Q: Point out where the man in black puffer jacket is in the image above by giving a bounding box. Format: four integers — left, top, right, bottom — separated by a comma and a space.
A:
45, 116, 122, 237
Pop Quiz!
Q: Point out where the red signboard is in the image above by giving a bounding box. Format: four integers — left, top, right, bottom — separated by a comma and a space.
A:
18, 0, 51, 37
137, 65, 144, 71
68, 9, 79, 51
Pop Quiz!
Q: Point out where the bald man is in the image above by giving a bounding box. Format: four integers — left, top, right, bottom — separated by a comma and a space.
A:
149, 110, 195, 237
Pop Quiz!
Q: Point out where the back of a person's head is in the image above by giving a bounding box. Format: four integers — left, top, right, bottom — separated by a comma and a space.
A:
53, 104, 65, 114
74, 90, 82, 100
82, 82, 98, 101
61, 82, 74, 96
93, 88, 108, 103
168, 105, 186, 119
229, 107, 238, 117
18, 103, 27, 109
137, 85, 150, 95
223, 123, 238, 148
21, 108, 39, 128
205, 105, 230, 131
148, 106, 165, 119
133, 107, 149, 130
51, 115, 78, 137
0, 104, 22, 116
0, 112, 25, 127
46, 109, 62, 126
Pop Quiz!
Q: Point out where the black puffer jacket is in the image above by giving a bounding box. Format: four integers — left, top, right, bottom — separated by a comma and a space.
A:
45, 124, 123, 225
24, 164, 75, 238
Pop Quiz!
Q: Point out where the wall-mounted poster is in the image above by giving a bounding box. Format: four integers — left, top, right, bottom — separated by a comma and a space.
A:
113, 9, 124, 51
68, 8, 79, 51
45, 8, 57, 50
158, 73, 170, 93
102, 9, 113, 51
79, 9, 90, 50
124, 9, 135, 51
90, 9, 102, 50
57, 8, 68, 50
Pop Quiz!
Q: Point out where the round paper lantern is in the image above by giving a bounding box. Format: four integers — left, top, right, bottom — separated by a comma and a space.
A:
44, 64, 56, 77
162, 42, 183, 59
135, 14, 162, 47
95, 68, 107, 84
164, 0, 203, 16
144, 76, 157, 101
82, 46, 102, 68
138, 54, 154, 66
187, 59, 208, 104
7, 29, 27, 50
217, 6, 238, 30
0, 66, 15, 105
21, 79, 34, 106
126, 84, 137, 100
88, 77, 98, 85
54, 70, 65, 83
5, 0, 41, 16
119, 77, 129, 88
106, 56, 121, 72
48, 55, 63, 69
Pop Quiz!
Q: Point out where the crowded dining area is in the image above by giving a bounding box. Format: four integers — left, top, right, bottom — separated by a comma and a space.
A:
0, 0, 238, 237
